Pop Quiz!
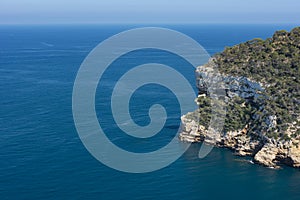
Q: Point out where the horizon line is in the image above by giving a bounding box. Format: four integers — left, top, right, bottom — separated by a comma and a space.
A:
0, 22, 299, 26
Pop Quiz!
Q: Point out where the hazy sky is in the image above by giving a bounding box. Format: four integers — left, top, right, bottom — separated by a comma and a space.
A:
0, 0, 299, 24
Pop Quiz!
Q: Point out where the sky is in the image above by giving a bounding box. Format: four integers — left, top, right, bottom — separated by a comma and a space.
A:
0, 0, 299, 24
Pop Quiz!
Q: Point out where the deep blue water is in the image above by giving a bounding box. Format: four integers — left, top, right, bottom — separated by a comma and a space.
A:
1, 24, 300, 199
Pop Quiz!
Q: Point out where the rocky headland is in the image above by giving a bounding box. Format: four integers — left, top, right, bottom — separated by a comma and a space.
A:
179, 27, 300, 169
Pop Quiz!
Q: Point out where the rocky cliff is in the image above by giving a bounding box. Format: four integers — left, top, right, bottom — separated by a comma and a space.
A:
179, 27, 300, 169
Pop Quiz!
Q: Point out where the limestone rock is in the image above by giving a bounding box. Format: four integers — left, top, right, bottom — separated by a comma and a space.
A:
254, 144, 279, 168
288, 147, 300, 167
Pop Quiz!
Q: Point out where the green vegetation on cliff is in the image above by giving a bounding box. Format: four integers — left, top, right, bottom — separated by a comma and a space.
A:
198, 27, 300, 140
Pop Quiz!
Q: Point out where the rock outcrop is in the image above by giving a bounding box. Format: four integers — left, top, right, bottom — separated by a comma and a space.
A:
179, 62, 300, 169
180, 113, 300, 168
180, 27, 300, 169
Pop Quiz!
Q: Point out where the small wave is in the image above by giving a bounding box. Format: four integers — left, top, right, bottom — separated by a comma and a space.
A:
165, 125, 180, 130
40, 42, 54, 47
37, 79, 69, 85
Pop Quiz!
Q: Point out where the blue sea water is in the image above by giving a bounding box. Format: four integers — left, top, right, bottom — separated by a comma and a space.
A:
1, 24, 300, 199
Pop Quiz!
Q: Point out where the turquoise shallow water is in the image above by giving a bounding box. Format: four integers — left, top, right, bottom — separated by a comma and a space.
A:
1, 24, 300, 199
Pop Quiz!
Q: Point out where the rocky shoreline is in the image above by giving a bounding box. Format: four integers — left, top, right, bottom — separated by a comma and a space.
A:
179, 28, 300, 169
179, 62, 300, 169
179, 111, 300, 169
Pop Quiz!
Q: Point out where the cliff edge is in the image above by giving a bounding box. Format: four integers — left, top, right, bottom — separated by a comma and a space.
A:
179, 27, 300, 169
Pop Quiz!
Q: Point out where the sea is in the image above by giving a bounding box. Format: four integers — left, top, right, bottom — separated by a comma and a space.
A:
1, 24, 300, 199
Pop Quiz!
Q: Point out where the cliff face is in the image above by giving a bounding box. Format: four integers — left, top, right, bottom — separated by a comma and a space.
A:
179, 27, 300, 168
